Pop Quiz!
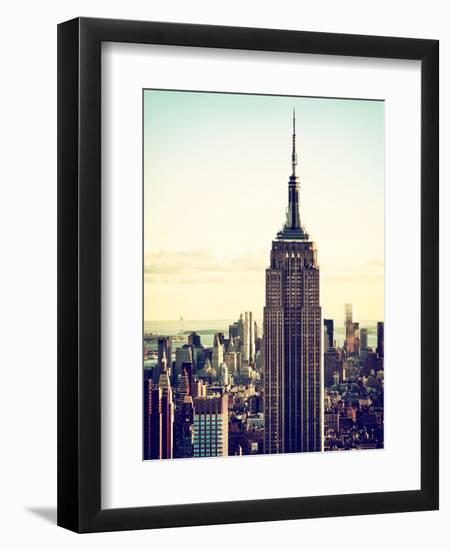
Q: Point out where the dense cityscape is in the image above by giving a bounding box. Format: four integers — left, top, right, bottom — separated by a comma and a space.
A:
143, 112, 384, 460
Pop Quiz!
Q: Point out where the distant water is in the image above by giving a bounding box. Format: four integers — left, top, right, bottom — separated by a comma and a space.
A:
144, 319, 235, 334
144, 319, 236, 348
144, 320, 380, 350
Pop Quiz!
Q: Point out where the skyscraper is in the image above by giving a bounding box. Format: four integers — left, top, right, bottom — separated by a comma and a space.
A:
243, 311, 255, 362
143, 352, 175, 461
243, 311, 255, 363
324, 347, 343, 388
324, 318, 334, 349
229, 316, 243, 340
345, 303, 353, 326
344, 304, 360, 356
360, 327, 369, 359
212, 333, 224, 370
377, 321, 384, 358
173, 366, 195, 459
224, 344, 238, 375
174, 345, 193, 383
143, 379, 162, 460
158, 352, 174, 459
188, 331, 202, 347
360, 328, 368, 351
174, 396, 195, 459
153, 336, 172, 384
264, 111, 322, 454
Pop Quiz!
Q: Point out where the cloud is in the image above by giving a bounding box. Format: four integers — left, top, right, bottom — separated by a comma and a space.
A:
144, 249, 267, 284
320, 255, 384, 284
324, 272, 384, 284
144, 249, 384, 286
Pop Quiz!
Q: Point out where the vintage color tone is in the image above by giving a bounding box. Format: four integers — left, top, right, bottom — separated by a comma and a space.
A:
143, 91, 385, 462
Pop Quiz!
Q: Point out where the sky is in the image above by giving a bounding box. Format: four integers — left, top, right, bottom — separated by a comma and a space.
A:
143, 90, 384, 325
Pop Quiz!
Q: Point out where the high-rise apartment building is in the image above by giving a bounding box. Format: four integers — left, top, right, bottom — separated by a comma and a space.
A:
193, 395, 229, 457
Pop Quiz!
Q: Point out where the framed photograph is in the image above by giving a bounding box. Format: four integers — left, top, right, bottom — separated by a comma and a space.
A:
57, 17, 439, 532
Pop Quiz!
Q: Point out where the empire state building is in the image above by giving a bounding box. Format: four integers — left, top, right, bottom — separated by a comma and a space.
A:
263, 111, 323, 454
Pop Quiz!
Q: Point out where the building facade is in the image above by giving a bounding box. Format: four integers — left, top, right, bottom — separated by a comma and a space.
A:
193, 396, 229, 457
264, 112, 323, 454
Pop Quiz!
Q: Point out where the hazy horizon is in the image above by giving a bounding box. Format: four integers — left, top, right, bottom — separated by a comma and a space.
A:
144, 90, 384, 323
143, 317, 383, 325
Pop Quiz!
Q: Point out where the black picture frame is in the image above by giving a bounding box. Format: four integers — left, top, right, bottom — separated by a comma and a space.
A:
57, 17, 439, 533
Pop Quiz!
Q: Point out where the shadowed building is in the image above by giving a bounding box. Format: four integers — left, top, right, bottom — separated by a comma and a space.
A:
264, 111, 323, 454
377, 321, 384, 358
158, 352, 174, 459
174, 346, 193, 383
143, 352, 174, 460
324, 347, 343, 388
188, 331, 201, 347
360, 327, 368, 359
152, 336, 172, 385
324, 318, 334, 349
173, 368, 195, 460
143, 379, 162, 460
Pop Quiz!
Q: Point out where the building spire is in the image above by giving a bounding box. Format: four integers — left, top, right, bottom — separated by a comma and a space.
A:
277, 109, 309, 241
292, 108, 297, 176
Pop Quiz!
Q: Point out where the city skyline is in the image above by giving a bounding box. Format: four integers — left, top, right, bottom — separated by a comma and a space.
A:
143, 97, 384, 460
144, 90, 384, 323
143, 304, 384, 459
